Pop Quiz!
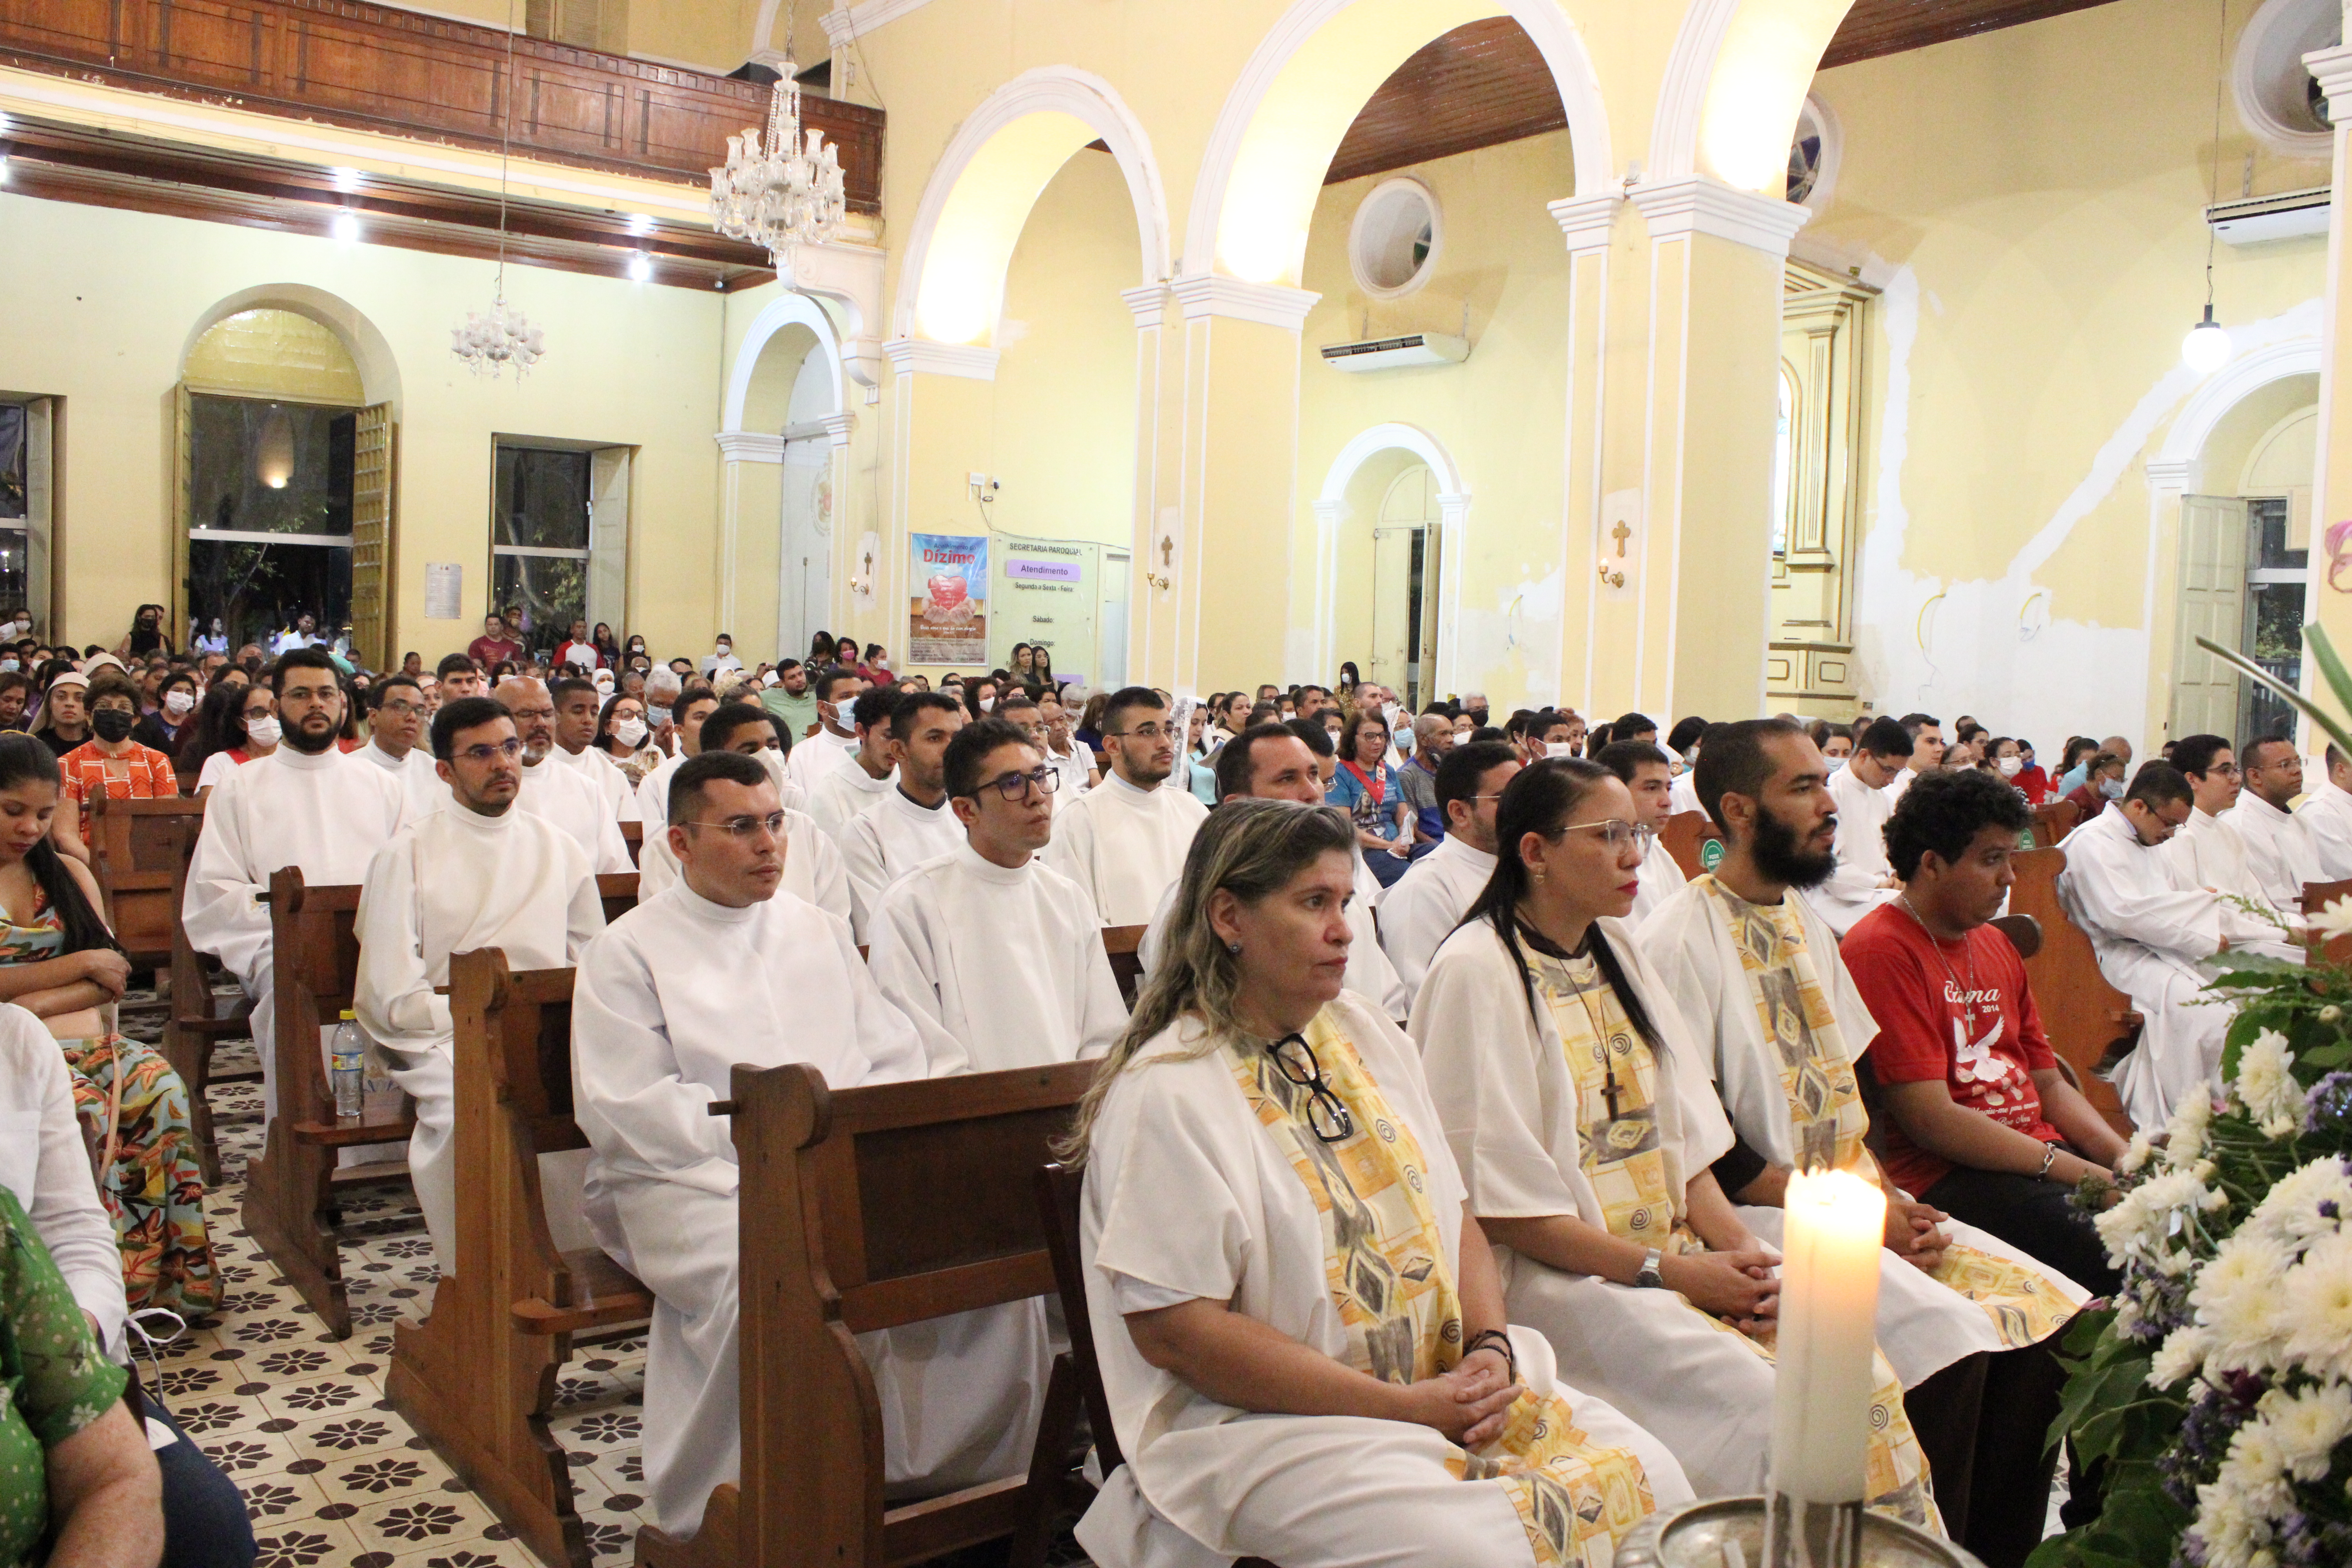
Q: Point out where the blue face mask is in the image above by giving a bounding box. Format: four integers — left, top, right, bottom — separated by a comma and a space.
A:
2099, 778, 2125, 800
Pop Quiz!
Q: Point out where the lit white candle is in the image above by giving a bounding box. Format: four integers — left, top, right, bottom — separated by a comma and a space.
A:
1769, 1167, 1889, 1504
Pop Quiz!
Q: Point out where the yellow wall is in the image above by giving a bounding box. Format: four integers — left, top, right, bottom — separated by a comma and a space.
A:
1295, 133, 1575, 712
991, 150, 1140, 549
1807, 0, 2327, 750
0, 193, 728, 659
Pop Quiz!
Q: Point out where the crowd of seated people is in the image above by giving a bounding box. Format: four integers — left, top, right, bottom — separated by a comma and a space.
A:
4, 592, 2317, 1568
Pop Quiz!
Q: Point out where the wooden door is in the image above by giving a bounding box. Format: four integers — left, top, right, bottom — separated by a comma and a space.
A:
2170, 495, 2247, 742
348, 402, 394, 671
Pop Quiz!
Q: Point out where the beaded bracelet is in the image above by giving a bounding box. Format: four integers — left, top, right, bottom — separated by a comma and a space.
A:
1463, 1328, 1518, 1383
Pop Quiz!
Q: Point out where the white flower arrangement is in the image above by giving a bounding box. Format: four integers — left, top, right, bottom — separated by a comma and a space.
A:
2143, 1151, 2352, 1567
2236, 1031, 2307, 1140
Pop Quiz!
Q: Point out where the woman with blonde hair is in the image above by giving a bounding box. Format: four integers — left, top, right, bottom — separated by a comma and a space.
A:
1062, 797, 1683, 1568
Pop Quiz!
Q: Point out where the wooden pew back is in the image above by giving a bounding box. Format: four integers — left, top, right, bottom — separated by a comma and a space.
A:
2004, 847, 2134, 1135
596, 872, 639, 929
2024, 799, 2080, 849
1101, 924, 1147, 1009
2304, 879, 2352, 966
697, 1057, 1097, 1568
621, 820, 643, 867
1661, 809, 1724, 882
89, 793, 207, 965
268, 865, 368, 1139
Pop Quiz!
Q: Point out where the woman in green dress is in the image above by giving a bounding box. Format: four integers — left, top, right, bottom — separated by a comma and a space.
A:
0, 734, 215, 1319
0, 1183, 162, 1568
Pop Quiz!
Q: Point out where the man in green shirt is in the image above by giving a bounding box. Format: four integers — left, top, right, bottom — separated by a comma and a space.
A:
759, 658, 821, 742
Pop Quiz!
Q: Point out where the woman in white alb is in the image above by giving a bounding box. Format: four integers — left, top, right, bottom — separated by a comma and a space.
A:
1410, 759, 1939, 1527
1067, 798, 1686, 1568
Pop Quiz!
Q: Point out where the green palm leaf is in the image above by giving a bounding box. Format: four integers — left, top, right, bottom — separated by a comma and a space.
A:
2195, 623, 2352, 760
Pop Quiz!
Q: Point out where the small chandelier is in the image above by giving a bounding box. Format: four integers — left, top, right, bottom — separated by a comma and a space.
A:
710, 69, 847, 263
451, 0, 546, 380
452, 297, 545, 378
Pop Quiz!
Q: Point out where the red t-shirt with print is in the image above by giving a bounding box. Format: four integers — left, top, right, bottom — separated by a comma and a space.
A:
1842, 901, 2061, 1195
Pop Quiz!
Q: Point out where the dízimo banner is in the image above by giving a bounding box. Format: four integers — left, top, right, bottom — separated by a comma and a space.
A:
909, 533, 987, 666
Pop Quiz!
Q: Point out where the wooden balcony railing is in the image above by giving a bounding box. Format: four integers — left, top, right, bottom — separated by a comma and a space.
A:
0, 0, 882, 210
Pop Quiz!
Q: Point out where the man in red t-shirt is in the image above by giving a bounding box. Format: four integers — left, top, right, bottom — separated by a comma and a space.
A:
1844, 768, 2128, 1295
466, 613, 524, 671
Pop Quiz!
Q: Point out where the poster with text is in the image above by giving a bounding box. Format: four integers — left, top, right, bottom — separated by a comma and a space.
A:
909, 533, 989, 666
989, 534, 1097, 688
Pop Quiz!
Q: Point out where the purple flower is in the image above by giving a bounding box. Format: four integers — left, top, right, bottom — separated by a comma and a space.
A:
2304, 1072, 2352, 1132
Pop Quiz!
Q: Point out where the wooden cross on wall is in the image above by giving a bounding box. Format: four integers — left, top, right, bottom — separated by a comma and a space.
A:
1610, 520, 1631, 559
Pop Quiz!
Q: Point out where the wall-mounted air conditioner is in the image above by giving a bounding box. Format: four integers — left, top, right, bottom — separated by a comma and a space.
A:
1319, 333, 1470, 372
2206, 186, 2332, 246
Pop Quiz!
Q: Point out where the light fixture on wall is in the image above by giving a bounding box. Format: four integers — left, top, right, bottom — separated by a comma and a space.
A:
254, 406, 295, 490
2183, 0, 2234, 375
708, 0, 846, 265
449, 0, 545, 379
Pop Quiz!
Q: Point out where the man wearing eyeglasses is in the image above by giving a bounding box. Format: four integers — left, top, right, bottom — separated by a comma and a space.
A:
2056, 758, 2299, 1128
1044, 686, 1208, 924
2163, 734, 2303, 926
354, 697, 604, 1276
497, 677, 633, 873
1375, 739, 1521, 996
572, 749, 959, 1541
358, 674, 443, 818
838, 691, 968, 942
868, 716, 1124, 1072
635, 703, 852, 925
183, 646, 411, 1121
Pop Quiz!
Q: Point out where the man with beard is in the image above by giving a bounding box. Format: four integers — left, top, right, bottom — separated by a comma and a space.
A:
1042, 686, 1207, 924
499, 677, 633, 873
1637, 720, 2090, 1564
183, 647, 411, 1119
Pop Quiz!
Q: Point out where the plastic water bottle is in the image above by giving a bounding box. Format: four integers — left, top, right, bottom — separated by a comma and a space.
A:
330, 1011, 364, 1120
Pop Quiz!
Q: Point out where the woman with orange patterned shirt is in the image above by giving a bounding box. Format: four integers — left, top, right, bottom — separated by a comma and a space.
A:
52, 673, 176, 863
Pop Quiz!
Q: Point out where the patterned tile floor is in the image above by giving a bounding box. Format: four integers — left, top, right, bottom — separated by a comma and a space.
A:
124, 989, 656, 1568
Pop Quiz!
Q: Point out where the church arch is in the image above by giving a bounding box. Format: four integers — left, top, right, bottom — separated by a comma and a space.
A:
1184, 0, 1613, 287
891, 65, 1170, 344
1314, 423, 1469, 699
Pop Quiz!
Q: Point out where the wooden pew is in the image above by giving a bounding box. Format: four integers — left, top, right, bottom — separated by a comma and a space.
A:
635, 1058, 1098, 1568
622, 819, 643, 868
238, 866, 415, 1338
1033, 1163, 1276, 1568
163, 815, 255, 1186
1102, 924, 1147, 1009
2303, 879, 2352, 966
1661, 809, 1724, 882
391, 939, 652, 1568
2004, 847, 2135, 1137
87, 793, 205, 969
2024, 799, 2080, 850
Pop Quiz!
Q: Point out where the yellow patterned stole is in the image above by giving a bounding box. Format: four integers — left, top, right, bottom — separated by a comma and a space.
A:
1693, 877, 2077, 1348
1523, 945, 1943, 1532
1222, 1009, 1656, 1568
1525, 947, 1695, 1253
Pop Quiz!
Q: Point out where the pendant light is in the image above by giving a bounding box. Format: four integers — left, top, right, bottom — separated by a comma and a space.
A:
2184, 0, 2232, 375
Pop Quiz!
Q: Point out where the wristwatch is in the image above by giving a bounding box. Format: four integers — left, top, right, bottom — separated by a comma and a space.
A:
1634, 1247, 1665, 1289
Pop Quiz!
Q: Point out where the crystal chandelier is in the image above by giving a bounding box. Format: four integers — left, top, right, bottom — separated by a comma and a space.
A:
709, 70, 847, 263
451, 298, 545, 377
451, 0, 546, 379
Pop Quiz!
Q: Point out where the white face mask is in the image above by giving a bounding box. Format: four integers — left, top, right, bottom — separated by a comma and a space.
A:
245, 715, 282, 748
1545, 741, 1576, 759
1826, 755, 1846, 773
164, 690, 195, 717
979, 696, 995, 712
1996, 756, 2023, 778
716, 645, 731, 658
2099, 778, 2125, 800
1684, 745, 1700, 765
612, 717, 648, 748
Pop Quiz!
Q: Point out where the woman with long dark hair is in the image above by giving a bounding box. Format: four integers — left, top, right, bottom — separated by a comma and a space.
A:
0, 733, 215, 1317
591, 621, 622, 669
177, 682, 276, 796
1409, 759, 1933, 1523
1059, 798, 1680, 1568
593, 692, 660, 786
